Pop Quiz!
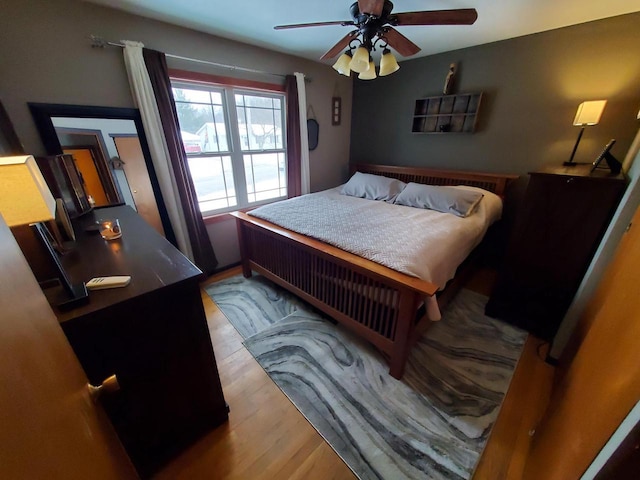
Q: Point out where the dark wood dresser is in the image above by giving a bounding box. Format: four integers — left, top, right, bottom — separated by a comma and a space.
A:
485, 165, 626, 341
51, 205, 228, 477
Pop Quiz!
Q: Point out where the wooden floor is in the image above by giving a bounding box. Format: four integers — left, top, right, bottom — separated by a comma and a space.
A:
154, 267, 555, 480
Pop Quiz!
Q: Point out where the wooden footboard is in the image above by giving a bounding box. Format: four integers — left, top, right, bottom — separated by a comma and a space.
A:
231, 211, 437, 379
231, 165, 518, 379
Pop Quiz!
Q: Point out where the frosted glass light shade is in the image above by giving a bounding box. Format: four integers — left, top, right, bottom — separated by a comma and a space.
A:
358, 59, 377, 80
0, 155, 56, 226
379, 49, 400, 76
573, 100, 607, 126
349, 46, 370, 73
332, 52, 352, 76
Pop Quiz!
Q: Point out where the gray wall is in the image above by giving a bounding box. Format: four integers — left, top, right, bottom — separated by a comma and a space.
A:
1, 0, 353, 192
351, 12, 640, 355
350, 12, 640, 176
0, 0, 353, 269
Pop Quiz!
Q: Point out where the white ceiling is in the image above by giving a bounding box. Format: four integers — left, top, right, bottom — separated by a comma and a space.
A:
83, 0, 640, 63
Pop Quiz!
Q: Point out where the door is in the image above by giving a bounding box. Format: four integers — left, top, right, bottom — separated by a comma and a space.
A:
523, 204, 640, 479
113, 135, 165, 236
0, 215, 138, 479
63, 147, 110, 206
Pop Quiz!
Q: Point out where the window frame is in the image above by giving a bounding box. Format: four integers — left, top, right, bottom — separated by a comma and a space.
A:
169, 70, 288, 218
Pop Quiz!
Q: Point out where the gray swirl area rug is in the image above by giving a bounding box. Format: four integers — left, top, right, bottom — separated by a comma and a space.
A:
205, 274, 526, 480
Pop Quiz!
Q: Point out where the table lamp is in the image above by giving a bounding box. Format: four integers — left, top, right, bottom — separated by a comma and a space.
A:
0, 155, 88, 309
564, 100, 607, 166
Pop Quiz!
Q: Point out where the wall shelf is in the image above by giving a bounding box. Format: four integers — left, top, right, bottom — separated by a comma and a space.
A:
411, 92, 482, 134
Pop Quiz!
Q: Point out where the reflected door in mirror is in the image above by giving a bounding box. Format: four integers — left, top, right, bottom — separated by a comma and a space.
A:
62, 147, 110, 207
113, 135, 165, 236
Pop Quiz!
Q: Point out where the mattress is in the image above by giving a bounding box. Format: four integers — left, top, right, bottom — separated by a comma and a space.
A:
248, 186, 503, 319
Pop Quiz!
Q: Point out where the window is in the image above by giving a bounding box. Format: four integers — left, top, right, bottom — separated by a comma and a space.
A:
172, 81, 287, 215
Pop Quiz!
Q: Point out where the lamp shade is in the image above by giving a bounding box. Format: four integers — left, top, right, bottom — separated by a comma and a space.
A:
379, 49, 400, 77
332, 52, 352, 76
573, 100, 607, 126
358, 58, 377, 80
349, 46, 370, 73
0, 155, 56, 227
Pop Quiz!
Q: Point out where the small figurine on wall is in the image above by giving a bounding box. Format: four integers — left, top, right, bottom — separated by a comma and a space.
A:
443, 63, 456, 95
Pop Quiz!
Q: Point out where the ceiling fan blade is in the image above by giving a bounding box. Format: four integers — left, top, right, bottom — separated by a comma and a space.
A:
380, 27, 421, 57
320, 31, 359, 60
274, 20, 353, 30
358, 0, 384, 16
393, 9, 478, 26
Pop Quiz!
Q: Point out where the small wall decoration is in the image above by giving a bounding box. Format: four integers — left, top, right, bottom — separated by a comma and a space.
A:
411, 92, 483, 134
332, 97, 342, 126
443, 63, 457, 95
307, 104, 319, 151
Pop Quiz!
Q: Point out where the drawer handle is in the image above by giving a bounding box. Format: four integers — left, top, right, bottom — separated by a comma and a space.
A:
567, 177, 574, 183
88, 374, 120, 402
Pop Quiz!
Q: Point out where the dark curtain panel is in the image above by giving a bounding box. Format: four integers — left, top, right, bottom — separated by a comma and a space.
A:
142, 48, 218, 275
285, 75, 302, 198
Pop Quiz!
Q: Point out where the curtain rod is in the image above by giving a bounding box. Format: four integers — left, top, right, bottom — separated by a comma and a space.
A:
89, 35, 289, 79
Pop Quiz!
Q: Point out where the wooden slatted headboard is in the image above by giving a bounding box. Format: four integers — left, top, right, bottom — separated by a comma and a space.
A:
351, 163, 518, 197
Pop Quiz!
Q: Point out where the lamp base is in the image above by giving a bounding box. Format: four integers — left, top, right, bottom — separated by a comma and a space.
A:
562, 161, 590, 167
57, 282, 89, 311
11, 224, 60, 282
41, 278, 89, 311
30, 222, 89, 311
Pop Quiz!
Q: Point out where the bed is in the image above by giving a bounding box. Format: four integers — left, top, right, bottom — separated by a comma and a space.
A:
230, 164, 517, 379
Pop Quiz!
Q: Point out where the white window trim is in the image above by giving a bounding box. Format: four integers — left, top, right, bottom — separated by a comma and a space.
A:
172, 80, 287, 216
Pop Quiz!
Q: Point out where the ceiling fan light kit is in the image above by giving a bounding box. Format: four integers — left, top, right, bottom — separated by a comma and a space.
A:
332, 51, 353, 76
275, 1, 478, 80
358, 57, 377, 80
379, 47, 400, 76
350, 46, 372, 73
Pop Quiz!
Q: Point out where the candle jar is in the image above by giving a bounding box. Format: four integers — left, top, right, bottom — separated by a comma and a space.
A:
99, 219, 122, 240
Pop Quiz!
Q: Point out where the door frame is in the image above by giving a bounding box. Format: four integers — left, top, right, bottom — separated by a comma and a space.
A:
62, 142, 120, 205
57, 126, 122, 204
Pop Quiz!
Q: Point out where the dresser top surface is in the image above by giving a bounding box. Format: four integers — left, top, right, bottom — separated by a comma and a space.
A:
531, 164, 626, 181
55, 205, 202, 322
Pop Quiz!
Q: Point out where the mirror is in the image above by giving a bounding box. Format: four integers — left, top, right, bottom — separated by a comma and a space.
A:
29, 103, 173, 239
52, 116, 134, 208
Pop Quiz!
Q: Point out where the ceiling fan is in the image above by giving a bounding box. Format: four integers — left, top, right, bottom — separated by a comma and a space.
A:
274, 1, 478, 62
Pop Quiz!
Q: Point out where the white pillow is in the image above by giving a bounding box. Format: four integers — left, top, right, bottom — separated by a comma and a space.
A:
394, 182, 484, 217
451, 185, 503, 224
340, 172, 407, 202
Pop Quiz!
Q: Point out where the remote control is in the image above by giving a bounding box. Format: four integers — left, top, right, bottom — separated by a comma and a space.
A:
85, 276, 131, 290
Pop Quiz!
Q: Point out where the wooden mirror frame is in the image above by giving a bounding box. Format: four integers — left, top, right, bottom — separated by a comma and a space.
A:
28, 103, 175, 243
